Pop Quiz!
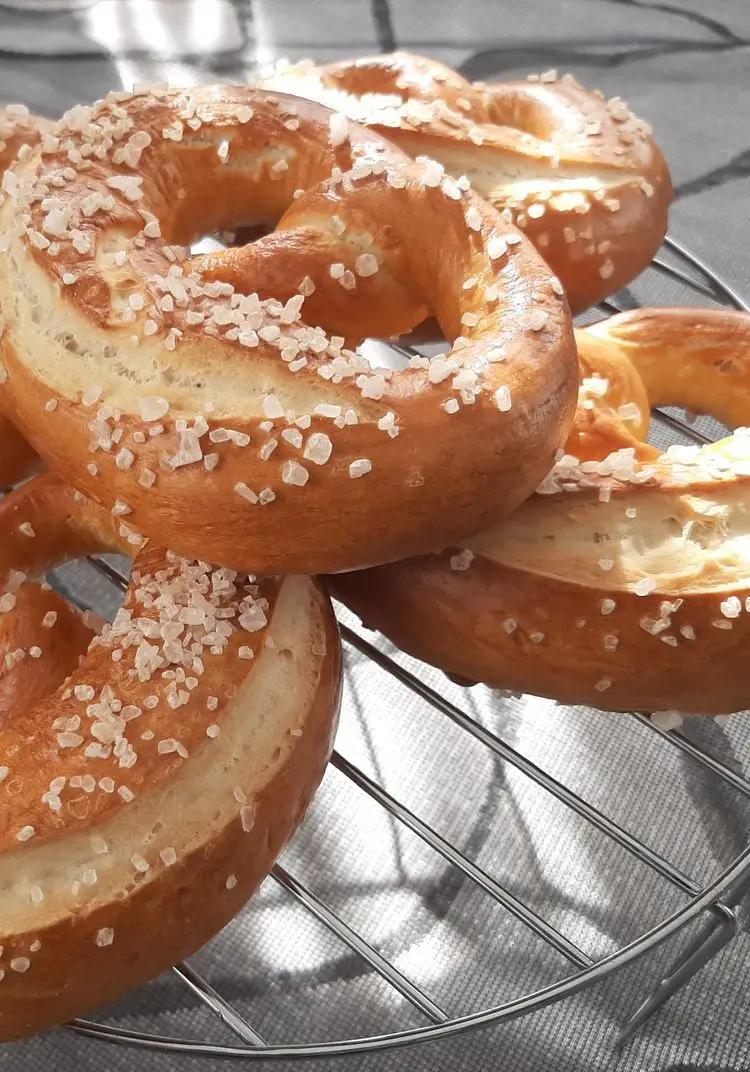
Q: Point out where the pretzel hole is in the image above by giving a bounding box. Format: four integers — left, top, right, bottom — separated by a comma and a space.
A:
51, 554, 129, 625
190, 224, 272, 258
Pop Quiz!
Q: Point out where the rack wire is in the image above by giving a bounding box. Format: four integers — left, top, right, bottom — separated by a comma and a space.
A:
17, 237, 750, 1061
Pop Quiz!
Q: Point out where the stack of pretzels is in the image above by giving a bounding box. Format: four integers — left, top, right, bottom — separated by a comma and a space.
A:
0, 53, 743, 1039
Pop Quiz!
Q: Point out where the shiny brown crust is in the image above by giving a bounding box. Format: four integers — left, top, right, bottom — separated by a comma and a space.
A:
0, 85, 577, 575
331, 505, 750, 716
568, 327, 656, 461
585, 306, 750, 429
260, 53, 672, 313
0, 585, 95, 728
330, 309, 750, 715
0, 416, 39, 489
0, 476, 341, 1039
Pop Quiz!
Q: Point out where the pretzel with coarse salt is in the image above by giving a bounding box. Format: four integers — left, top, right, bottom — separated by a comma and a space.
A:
0, 85, 577, 575
0, 473, 341, 1040
259, 52, 672, 313
331, 308, 750, 715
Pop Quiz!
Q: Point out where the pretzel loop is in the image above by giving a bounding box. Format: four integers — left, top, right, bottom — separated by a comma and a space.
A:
0, 474, 341, 1039
331, 309, 750, 715
261, 53, 673, 313
0, 86, 577, 574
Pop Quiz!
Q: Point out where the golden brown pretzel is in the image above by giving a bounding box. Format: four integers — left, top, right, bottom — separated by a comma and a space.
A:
0, 105, 50, 488
331, 308, 750, 715
0, 85, 577, 575
0, 474, 341, 1040
260, 52, 672, 312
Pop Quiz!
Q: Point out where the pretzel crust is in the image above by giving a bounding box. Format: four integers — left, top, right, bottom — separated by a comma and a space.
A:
260, 53, 672, 313
0, 476, 341, 1039
331, 309, 750, 714
0, 85, 576, 574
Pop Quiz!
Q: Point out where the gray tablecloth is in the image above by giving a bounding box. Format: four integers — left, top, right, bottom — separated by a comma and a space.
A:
2, 2, 750, 1070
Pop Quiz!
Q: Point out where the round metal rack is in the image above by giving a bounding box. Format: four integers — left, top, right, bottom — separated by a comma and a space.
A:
27, 238, 750, 1061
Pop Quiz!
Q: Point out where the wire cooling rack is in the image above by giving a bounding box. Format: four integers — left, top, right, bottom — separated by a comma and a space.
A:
19, 236, 750, 1062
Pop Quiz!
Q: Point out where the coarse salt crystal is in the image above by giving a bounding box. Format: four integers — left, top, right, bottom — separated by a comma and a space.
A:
651, 710, 683, 732
282, 459, 309, 486
262, 394, 285, 419
420, 158, 444, 187
349, 458, 372, 479
303, 432, 333, 465
241, 803, 256, 831
234, 482, 258, 504
138, 396, 169, 422
355, 253, 379, 277
328, 113, 349, 147
720, 596, 742, 619
495, 385, 512, 412
487, 235, 507, 259
115, 447, 135, 470
239, 605, 267, 632
106, 175, 144, 201
450, 549, 474, 571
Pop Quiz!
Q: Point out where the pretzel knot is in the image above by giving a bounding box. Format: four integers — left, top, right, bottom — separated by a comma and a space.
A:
332, 308, 750, 715
0, 86, 577, 574
0, 473, 340, 1039
261, 53, 672, 313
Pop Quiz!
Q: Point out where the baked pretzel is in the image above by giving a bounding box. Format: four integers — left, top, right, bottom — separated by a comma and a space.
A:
260, 53, 672, 313
0, 85, 577, 575
0, 474, 341, 1040
0, 105, 49, 488
331, 308, 750, 715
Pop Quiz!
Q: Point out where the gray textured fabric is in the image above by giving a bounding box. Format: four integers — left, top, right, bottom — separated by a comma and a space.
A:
1, 1, 750, 1069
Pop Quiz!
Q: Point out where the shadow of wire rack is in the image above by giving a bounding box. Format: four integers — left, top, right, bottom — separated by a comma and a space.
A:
34, 234, 750, 1062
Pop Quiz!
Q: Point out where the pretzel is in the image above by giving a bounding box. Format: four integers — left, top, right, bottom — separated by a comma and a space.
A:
0, 105, 49, 488
260, 53, 672, 313
0, 475, 341, 1040
0, 85, 577, 575
331, 308, 750, 715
